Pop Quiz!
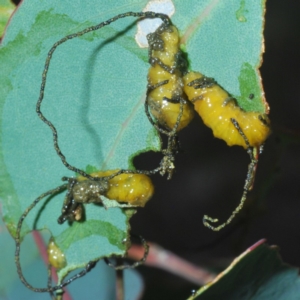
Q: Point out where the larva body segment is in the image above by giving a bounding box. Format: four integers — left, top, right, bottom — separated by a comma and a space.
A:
78, 170, 154, 207
183, 71, 271, 149
147, 24, 194, 131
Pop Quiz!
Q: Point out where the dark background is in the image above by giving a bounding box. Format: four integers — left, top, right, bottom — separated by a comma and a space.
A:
8, 0, 300, 299
132, 1, 300, 299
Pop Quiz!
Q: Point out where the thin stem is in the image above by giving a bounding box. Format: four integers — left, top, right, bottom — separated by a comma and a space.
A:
115, 258, 124, 300
128, 242, 216, 285
36, 11, 170, 180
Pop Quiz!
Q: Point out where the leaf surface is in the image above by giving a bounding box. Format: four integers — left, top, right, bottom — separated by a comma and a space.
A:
188, 241, 300, 300
0, 0, 267, 282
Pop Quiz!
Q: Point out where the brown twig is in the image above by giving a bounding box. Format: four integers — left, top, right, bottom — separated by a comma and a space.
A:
128, 242, 216, 285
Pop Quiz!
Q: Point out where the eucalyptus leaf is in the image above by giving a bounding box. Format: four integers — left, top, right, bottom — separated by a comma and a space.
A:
0, 218, 143, 299
0, 0, 267, 287
0, 0, 15, 37
188, 241, 300, 300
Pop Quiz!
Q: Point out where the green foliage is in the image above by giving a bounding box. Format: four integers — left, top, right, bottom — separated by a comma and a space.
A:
188, 242, 300, 300
0, 0, 267, 286
0, 0, 15, 37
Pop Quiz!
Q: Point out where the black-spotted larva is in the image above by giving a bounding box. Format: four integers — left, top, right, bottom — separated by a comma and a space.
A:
16, 11, 171, 295
183, 71, 271, 231
146, 23, 194, 132
58, 170, 154, 224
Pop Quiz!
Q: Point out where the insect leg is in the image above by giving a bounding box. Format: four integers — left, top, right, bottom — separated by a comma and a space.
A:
159, 96, 185, 179
100, 94, 184, 180
203, 119, 259, 231
57, 200, 83, 224
57, 177, 79, 224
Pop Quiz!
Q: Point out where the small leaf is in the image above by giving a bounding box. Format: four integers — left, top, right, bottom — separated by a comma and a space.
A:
0, 215, 143, 299
0, 0, 268, 285
178, 0, 268, 113
0, 0, 161, 282
188, 240, 300, 300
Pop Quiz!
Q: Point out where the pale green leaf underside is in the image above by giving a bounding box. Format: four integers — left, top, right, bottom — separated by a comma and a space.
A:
0, 0, 266, 282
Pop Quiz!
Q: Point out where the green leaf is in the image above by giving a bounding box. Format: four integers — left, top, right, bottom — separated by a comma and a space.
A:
188, 241, 300, 300
178, 0, 268, 113
0, 0, 15, 38
0, 216, 39, 294
0, 0, 267, 285
0, 0, 161, 282
0, 217, 143, 299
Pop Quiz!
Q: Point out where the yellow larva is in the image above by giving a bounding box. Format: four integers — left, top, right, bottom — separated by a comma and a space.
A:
146, 24, 194, 131
183, 71, 271, 231
183, 71, 270, 148
77, 170, 154, 207
47, 239, 66, 269
16, 11, 172, 294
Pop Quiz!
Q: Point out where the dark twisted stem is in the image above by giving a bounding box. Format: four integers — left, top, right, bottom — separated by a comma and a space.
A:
203, 119, 260, 231
36, 11, 171, 181
15, 184, 98, 292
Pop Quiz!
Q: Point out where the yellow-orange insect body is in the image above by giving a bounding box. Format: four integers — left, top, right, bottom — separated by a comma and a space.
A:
147, 24, 194, 131
47, 239, 67, 269
58, 170, 155, 224
183, 71, 270, 149
78, 170, 154, 207
16, 11, 171, 295
183, 71, 271, 231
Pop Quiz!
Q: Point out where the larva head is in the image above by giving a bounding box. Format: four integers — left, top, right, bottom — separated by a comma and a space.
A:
83, 170, 155, 207
236, 112, 271, 148
72, 179, 109, 203
160, 25, 180, 57
148, 24, 180, 67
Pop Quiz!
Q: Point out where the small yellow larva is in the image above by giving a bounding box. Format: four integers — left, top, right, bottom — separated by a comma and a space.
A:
80, 170, 154, 207
183, 71, 270, 231
183, 71, 270, 149
146, 24, 194, 132
47, 239, 67, 269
